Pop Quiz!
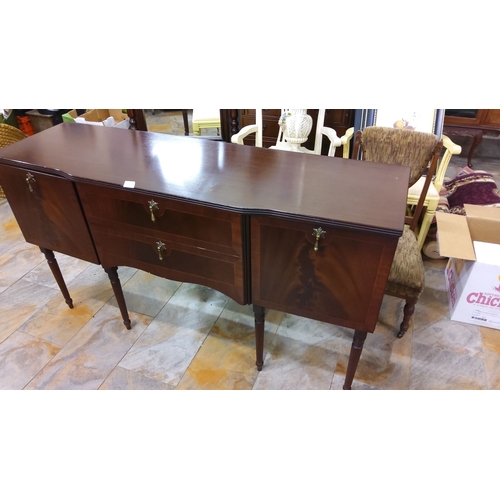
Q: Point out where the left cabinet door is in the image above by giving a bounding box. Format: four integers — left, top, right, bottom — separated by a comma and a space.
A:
0, 164, 99, 264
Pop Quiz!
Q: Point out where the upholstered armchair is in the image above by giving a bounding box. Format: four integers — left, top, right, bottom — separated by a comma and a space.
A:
353, 126, 443, 337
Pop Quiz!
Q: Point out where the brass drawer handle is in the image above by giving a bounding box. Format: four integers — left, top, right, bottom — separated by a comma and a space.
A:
26, 173, 36, 192
312, 227, 326, 251
156, 241, 166, 261
149, 200, 159, 221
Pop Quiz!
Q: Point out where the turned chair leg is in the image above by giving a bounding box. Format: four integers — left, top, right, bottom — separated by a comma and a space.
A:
397, 297, 417, 338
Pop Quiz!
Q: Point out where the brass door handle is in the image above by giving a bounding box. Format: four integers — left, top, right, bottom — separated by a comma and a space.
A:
312, 227, 326, 251
149, 200, 159, 221
26, 173, 36, 192
156, 241, 166, 260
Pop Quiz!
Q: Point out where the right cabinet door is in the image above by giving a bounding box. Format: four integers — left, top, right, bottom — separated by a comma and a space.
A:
251, 216, 398, 332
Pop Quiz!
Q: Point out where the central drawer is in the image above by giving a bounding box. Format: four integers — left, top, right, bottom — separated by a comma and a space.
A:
76, 183, 247, 304
77, 183, 242, 256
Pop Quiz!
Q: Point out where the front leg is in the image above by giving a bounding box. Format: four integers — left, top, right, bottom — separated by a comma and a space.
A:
343, 329, 368, 390
39, 247, 73, 309
104, 266, 131, 330
253, 305, 266, 371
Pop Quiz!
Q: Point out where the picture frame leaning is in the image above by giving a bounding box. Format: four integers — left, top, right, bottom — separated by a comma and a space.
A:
372, 108, 444, 136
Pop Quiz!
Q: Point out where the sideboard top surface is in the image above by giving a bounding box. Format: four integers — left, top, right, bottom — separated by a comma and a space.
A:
0, 123, 409, 232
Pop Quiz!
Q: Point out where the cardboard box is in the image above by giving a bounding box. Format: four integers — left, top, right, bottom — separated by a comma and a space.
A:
67, 109, 129, 129
436, 204, 500, 329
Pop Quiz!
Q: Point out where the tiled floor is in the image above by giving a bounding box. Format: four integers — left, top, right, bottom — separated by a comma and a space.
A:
1, 112, 500, 390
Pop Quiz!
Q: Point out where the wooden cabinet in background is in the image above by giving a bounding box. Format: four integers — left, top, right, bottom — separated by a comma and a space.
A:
443, 109, 500, 167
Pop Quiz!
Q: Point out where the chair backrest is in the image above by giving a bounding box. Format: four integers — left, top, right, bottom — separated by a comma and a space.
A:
231, 109, 341, 156
353, 126, 443, 231
434, 134, 462, 193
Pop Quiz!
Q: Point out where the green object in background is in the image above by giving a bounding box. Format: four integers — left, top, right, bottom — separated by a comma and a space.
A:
62, 110, 78, 123
1, 109, 19, 127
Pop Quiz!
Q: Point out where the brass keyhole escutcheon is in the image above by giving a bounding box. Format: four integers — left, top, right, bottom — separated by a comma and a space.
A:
149, 200, 159, 221
26, 173, 35, 192
312, 227, 326, 251
156, 241, 166, 261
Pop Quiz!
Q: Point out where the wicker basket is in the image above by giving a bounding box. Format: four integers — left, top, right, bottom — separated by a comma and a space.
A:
0, 123, 28, 198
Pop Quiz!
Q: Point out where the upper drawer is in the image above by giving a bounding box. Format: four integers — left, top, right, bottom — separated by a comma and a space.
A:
76, 183, 243, 257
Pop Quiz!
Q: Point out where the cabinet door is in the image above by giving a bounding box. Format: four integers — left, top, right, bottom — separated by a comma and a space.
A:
251, 216, 398, 332
0, 164, 99, 264
484, 110, 500, 127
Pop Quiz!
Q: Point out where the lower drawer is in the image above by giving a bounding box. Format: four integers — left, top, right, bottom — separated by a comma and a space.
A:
91, 227, 247, 304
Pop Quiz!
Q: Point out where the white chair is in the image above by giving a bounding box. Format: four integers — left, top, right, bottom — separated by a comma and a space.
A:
231, 109, 353, 157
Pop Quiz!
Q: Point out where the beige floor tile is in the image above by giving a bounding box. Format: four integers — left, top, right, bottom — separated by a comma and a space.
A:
253, 333, 339, 390
18, 264, 137, 347
0, 242, 46, 293
0, 215, 24, 255
330, 376, 380, 390
167, 282, 229, 311
0, 330, 60, 389
409, 342, 487, 390
483, 350, 500, 389
23, 252, 91, 290
25, 304, 152, 390
148, 123, 173, 134
275, 313, 347, 348
330, 295, 414, 390
480, 327, 500, 389
108, 270, 181, 317
413, 319, 483, 358
334, 334, 412, 390
0, 198, 14, 224
210, 300, 284, 347
176, 335, 258, 390
480, 326, 500, 356
118, 284, 227, 387
99, 366, 174, 390
0, 279, 59, 344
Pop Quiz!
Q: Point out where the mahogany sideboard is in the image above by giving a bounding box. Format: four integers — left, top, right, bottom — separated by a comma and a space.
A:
0, 123, 410, 389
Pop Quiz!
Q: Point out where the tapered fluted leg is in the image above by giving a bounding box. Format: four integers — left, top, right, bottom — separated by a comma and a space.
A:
104, 266, 131, 330
39, 247, 73, 309
253, 305, 265, 371
343, 329, 368, 390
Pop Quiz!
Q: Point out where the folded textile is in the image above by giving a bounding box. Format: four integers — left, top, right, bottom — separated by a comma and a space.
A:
443, 166, 500, 215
